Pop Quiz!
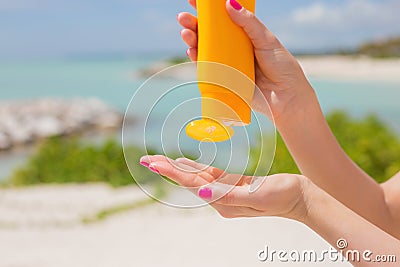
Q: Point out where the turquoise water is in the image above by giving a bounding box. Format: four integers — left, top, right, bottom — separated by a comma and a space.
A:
1, 57, 399, 125
311, 79, 400, 131
1, 57, 400, 145
0, 57, 399, 179
0, 57, 154, 111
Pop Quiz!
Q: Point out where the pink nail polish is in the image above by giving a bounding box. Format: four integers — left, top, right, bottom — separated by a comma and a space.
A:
199, 188, 212, 199
230, 0, 243, 11
149, 166, 161, 174
140, 161, 149, 168
186, 49, 190, 57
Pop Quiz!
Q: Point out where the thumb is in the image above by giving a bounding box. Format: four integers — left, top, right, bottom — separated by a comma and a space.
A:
225, 0, 282, 51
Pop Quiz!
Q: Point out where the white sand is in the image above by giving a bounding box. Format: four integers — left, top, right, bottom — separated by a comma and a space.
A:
141, 56, 400, 83
299, 56, 400, 82
0, 185, 350, 267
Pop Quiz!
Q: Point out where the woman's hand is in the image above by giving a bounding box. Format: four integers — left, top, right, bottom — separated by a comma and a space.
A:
178, 2, 399, 237
178, 0, 315, 124
140, 155, 309, 221
140, 156, 400, 266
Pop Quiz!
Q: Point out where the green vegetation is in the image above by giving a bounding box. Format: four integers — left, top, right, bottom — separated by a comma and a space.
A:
248, 111, 400, 183
7, 111, 400, 187
8, 137, 158, 187
358, 37, 400, 58
328, 112, 400, 183
167, 56, 190, 65
82, 198, 155, 224
337, 37, 400, 58
83, 178, 174, 223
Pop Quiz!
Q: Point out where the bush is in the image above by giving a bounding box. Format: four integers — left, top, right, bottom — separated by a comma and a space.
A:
358, 37, 400, 58
9, 111, 400, 187
328, 111, 400, 183
249, 111, 400, 183
167, 56, 190, 65
8, 137, 157, 187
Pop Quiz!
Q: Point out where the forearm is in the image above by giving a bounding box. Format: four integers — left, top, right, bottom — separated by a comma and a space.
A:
275, 84, 393, 233
302, 181, 400, 267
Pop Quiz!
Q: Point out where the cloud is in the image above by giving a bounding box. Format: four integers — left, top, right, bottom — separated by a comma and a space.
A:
292, 3, 326, 25
270, 0, 400, 51
292, 0, 399, 29
3, 0, 398, 57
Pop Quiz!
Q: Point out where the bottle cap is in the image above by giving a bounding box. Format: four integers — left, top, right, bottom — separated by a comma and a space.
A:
186, 118, 234, 142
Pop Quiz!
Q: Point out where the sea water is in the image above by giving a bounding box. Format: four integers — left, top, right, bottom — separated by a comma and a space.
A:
0, 56, 399, 180
1, 57, 399, 123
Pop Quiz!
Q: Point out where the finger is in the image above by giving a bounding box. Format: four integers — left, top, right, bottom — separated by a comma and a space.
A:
175, 158, 249, 186
140, 155, 214, 183
180, 29, 198, 48
148, 161, 210, 188
140, 155, 173, 166
186, 47, 198, 62
177, 12, 198, 32
197, 182, 256, 207
225, 0, 282, 51
175, 158, 225, 179
188, 0, 197, 9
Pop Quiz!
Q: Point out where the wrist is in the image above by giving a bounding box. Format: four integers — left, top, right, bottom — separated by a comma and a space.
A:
285, 175, 315, 223
284, 175, 328, 226
300, 179, 329, 227
274, 83, 321, 131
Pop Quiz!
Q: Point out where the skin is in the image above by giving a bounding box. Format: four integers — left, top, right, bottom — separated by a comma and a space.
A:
141, 0, 400, 265
140, 156, 400, 266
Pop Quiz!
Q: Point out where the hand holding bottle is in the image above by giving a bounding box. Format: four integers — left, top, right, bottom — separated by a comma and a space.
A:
178, 0, 315, 126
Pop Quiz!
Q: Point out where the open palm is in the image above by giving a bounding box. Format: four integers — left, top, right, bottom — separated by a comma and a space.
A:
140, 155, 308, 220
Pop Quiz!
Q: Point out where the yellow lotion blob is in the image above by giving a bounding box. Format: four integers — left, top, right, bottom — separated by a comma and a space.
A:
186, 119, 234, 143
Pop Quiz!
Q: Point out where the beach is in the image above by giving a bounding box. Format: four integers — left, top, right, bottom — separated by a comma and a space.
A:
0, 55, 399, 267
0, 184, 350, 267
299, 56, 400, 82
3, 0, 400, 263
140, 55, 400, 82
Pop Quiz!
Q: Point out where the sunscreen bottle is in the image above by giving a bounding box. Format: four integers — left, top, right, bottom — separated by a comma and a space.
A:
186, 0, 256, 142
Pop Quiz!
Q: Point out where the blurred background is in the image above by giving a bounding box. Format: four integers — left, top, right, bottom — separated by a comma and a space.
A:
0, 0, 400, 266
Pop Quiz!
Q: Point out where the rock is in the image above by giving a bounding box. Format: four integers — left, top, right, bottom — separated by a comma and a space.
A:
33, 116, 65, 138
8, 124, 34, 144
0, 98, 123, 150
0, 132, 11, 150
137, 61, 197, 80
0, 114, 32, 144
94, 113, 122, 129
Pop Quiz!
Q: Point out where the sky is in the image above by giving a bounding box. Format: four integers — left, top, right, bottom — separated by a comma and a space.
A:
0, 0, 400, 59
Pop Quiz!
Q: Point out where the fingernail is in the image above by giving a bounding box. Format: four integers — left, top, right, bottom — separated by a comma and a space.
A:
140, 161, 149, 168
198, 188, 212, 200
229, 0, 243, 11
186, 49, 190, 57
149, 166, 160, 175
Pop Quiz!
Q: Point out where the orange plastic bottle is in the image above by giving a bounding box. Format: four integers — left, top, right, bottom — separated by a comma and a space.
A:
186, 0, 256, 142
